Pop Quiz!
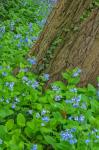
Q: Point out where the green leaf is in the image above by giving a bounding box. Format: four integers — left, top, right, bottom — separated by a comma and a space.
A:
87, 84, 96, 94
6, 119, 14, 131
17, 113, 26, 127
0, 107, 14, 119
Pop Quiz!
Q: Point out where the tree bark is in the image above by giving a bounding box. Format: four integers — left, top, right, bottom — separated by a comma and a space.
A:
28, 0, 99, 86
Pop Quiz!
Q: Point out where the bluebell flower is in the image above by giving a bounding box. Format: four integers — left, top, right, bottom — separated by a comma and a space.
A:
31, 81, 39, 89
2, 72, 7, 76
85, 139, 90, 144
29, 22, 33, 29
6, 65, 10, 69
31, 144, 37, 150
65, 99, 72, 104
11, 103, 16, 109
68, 116, 73, 120
52, 85, 60, 91
69, 138, 77, 144
70, 128, 76, 132
72, 95, 81, 103
28, 110, 33, 114
0, 138, 3, 144
24, 37, 28, 43
27, 58, 37, 65
27, 80, 32, 86
41, 123, 45, 126
0, 26, 5, 33
73, 103, 79, 108
42, 116, 50, 122
36, 113, 40, 118
10, 22, 15, 31
74, 115, 85, 122
72, 68, 81, 77
17, 43, 21, 48
41, 109, 47, 115
43, 73, 50, 81
31, 36, 38, 41
60, 130, 73, 141
6, 99, 10, 103
0, 66, 2, 70
9, 82, 15, 91
15, 97, 20, 103
74, 116, 79, 121
81, 103, 87, 109
15, 34, 22, 39
93, 128, 98, 132
79, 115, 85, 122
55, 95, 62, 101
22, 76, 28, 82
70, 88, 77, 93
96, 135, 99, 139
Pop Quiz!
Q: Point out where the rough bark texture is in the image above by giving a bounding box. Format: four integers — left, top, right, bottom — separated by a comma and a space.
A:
28, 0, 99, 86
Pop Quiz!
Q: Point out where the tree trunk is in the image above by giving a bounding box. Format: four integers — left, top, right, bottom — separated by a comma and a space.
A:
28, 0, 99, 86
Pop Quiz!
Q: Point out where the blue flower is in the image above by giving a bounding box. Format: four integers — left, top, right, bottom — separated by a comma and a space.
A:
15, 97, 20, 103
42, 116, 50, 122
96, 135, 99, 139
15, 34, 22, 39
79, 115, 85, 122
0, 26, 5, 33
73, 103, 79, 108
41, 123, 45, 126
72, 68, 81, 77
55, 95, 62, 101
70, 88, 77, 93
28, 110, 33, 115
69, 138, 77, 144
24, 37, 28, 43
70, 128, 76, 132
31, 144, 37, 150
29, 22, 33, 29
27, 58, 37, 65
43, 73, 50, 81
2, 72, 7, 76
85, 139, 90, 144
9, 82, 15, 91
36, 113, 40, 118
17, 43, 21, 48
0, 66, 2, 70
52, 85, 60, 91
6, 99, 10, 103
31, 81, 39, 89
65, 99, 72, 104
0, 138, 3, 145
22, 76, 28, 82
81, 103, 87, 109
11, 103, 16, 109
68, 116, 73, 120
60, 130, 73, 141
41, 109, 47, 115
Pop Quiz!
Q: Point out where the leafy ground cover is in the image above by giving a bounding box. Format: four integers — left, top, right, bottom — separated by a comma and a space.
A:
0, 0, 99, 150
0, 64, 99, 150
0, 0, 53, 66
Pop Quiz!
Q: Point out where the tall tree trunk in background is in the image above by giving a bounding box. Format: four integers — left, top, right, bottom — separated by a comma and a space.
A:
28, 0, 99, 86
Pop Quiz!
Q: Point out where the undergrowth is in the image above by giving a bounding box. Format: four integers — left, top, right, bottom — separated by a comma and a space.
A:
0, 0, 99, 150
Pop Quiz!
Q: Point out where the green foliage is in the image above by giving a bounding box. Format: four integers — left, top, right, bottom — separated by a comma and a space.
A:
0, 0, 99, 149
0, 64, 98, 149
0, 0, 51, 67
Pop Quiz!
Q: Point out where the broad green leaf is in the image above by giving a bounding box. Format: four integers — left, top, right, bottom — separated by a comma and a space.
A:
17, 113, 26, 127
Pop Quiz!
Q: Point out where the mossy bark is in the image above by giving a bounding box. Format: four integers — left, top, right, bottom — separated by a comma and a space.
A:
28, 0, 99, 86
